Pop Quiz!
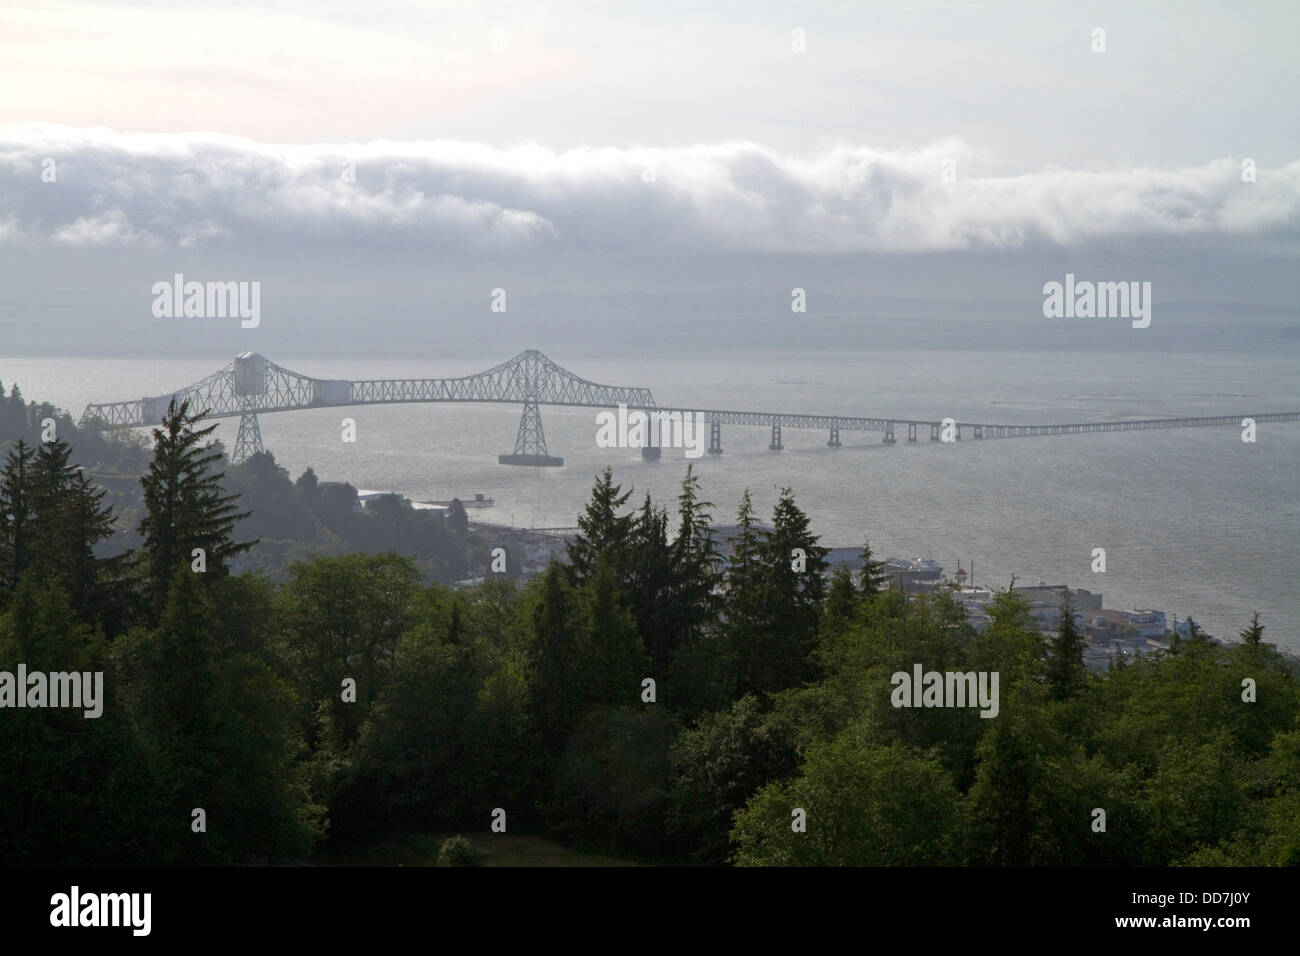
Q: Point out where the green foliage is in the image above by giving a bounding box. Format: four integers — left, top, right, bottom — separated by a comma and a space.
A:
1046, 589, 1087, 700
667, 695, 799, 864
273, 552, 421, 755
138, 398, 253, 608
2, 420, 1297, 871
550, 706, 678, 853
565, 466, 633, 587
1240, 611, 1265, 646
0, 439, 36, 594
436, 835, 481, 867
732, 732, 962, 866
857, 535, 886, 595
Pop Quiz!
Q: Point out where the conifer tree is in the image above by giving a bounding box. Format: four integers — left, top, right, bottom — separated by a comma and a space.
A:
582, 555, 648, 706
0, 440, 36, 593
858, 535, 887, 594
528, 564, 584, 754
38, 466, 119, 623
138, 398, 252, 608
723, 490, 768, 696
1046, 589, 1086, 700
627, 493, 676, 672
565, 466, 633, 587
446, 497, 469, 536
670, 465, 723, 647
1239, 611, 1265, 646
824, 565, 858, 625
755, 487, 829, 689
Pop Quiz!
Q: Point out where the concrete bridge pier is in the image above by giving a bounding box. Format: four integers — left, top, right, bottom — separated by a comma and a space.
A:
907, 423, 918, 442
769, 421, 784, 451
930, 423, 941, 441
882, 422, 896, 444
642, 411, 662, 459
828, 424, 841, 447
708, 420, 723, 455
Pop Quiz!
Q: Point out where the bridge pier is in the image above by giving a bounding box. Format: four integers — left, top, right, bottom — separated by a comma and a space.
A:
828, 424, 841, 447
973, 425, 983, 439
769, 421, 783, 451
708, 420, 723, 455
882, 422, 896, 444
907, 422, 918, 443
642, 414, 662, 460
930, 423, 940, 441
499, 400, 564, 466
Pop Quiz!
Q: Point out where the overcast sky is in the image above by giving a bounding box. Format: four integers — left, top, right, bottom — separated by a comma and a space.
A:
1, 0, 1297, 357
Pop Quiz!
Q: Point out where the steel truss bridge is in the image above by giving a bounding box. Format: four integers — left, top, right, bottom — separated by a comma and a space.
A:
79, 350, 1300, 465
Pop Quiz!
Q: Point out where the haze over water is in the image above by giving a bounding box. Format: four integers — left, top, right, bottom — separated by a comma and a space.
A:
9, 341, 1299, 654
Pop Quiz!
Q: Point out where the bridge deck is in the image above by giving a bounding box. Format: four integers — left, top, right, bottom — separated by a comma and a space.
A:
78, 350, 1300, 447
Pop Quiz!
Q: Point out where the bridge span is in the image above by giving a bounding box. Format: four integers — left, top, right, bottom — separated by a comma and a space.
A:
79, 350, 1300, 465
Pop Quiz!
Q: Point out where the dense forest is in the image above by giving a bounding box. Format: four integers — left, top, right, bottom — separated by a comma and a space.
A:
0, 379, 484, 585
1, 390, 1297, 866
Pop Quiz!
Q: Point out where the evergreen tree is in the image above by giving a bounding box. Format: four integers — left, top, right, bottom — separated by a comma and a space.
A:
858, 535, 887, 594
1239, 611, 1264, 646
725, 489, 810, 696
1046, 588, 1086, 700
626, 493, 676, 672
669, 464, 723, 648
28, 438, 119, 617
726, 490, 765, 596
0, 440, 36, 593
751, 487, 829, 691
582, 555, 648, 706
446, 497, 469, 536
565, 466, 633, 587
294, 466, 319, 500
41, 467, 120, 625
138, 398, 253, 608
528, 564, 585, 755
30, 436, 76, 520
824, 565, 858, 625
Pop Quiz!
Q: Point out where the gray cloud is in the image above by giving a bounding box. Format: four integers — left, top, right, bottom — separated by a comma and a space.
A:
3, 125, 1297, 257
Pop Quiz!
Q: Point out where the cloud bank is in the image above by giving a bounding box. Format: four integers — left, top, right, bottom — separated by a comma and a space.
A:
1, 125, 1297, 256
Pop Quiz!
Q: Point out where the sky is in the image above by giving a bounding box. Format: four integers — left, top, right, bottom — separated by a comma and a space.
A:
0, 0, 1297, 358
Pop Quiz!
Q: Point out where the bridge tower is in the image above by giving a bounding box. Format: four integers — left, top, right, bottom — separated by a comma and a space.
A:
499, 400, 563, 466
231, 408, 264, 464
499, 351, 564, 466
230, 353, 266, 464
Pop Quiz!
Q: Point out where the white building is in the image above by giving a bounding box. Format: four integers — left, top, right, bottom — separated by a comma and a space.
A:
953, 587, 994, 630
1027, 600, 1087, 633
1121, 609, 1167, 638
